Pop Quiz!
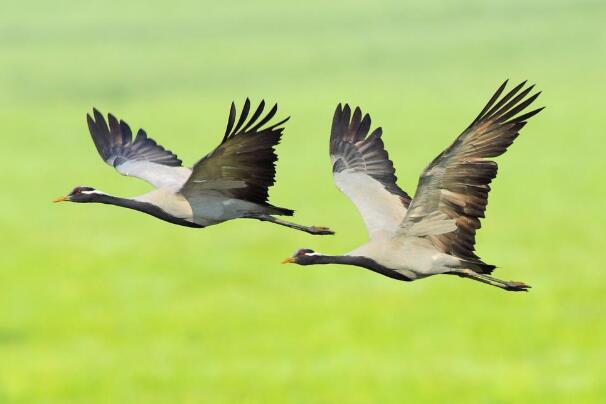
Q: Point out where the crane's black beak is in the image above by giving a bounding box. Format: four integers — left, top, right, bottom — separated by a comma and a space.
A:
281, 257, 295, 264
53, 195, 69, 203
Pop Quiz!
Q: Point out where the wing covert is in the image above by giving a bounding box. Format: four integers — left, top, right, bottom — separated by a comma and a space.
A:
400, 81, 543, 262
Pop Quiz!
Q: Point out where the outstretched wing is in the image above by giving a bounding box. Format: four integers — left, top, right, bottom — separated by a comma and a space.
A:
330, 104, 411, 240
400, 81, 543, 262
87, 109, 190, 189
180, 99, 289, 204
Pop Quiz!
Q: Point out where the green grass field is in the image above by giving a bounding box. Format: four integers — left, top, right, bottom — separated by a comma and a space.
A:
1, 0, 605, 402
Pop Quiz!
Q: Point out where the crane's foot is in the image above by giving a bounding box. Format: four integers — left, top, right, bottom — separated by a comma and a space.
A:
307, 226, 335, 235
249, 215, 335, 236
452, 269, 531, 292
502, 280, 531, 292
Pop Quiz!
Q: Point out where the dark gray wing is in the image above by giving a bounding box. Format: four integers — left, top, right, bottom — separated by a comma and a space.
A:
87, 109, 190, 189
400, 81, 543, 262
180, 99, 289, 204
330, 104, 411, 240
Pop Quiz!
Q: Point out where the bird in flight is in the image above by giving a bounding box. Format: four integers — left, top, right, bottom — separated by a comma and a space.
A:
54, 100, 333, 235
282, 81, 543, 291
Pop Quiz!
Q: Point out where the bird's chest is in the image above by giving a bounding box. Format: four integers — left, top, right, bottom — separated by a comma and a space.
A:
162, 198, 194, 221
136, 189, 194, 221
356, 237, 449, 278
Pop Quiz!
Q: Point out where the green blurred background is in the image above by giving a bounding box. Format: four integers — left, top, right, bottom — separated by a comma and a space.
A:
1, 0, 605, 402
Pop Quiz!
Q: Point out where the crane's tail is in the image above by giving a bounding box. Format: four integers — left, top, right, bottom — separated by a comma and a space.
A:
449, 269, 530, 292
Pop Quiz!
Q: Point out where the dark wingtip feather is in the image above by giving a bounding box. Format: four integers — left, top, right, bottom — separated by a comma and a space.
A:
512, 106, 544, 123
242, 100, 266, 133
224, 102, 237, 141
331, 104, 344, 140
92, 108, 106, 127
495, 89, 542, 124
220, 100, 288, 144
232, 98, 251, 135
471, 80, 510, 125
351, 106, 362, 124
266, 115, 290, 132
483, 80, 528, 120
342, 103, 351, 116
331, 103, 353, 143
356, 113, 371, 140
248, 102, 278, 132
119, 120, 133, 144
341, 105, 351, 134
87, 110, 108, 159
369, 127, 383, 139
133, 128, 147, 145
334, 103, 343, 121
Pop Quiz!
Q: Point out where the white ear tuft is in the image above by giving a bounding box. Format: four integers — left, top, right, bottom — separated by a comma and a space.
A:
82, 190, 106, 195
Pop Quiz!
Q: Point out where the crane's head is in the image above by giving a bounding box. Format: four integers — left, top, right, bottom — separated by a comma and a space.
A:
281, 248, 320, 265
53, 186, 106, 203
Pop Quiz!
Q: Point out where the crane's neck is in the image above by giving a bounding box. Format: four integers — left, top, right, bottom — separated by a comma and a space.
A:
306, 254, 412, 282
92, 194, 203, 228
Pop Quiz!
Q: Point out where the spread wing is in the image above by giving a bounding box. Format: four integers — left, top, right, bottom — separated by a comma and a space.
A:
400, 81, 543, 262
87, 109, 190, 189
330, 104, 411, 240
180, 99, 289, 204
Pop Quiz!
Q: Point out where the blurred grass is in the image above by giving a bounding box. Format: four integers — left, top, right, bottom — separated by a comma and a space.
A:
1, 0, 605, 402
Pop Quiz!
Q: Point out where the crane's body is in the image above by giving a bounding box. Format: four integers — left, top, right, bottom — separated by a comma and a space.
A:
55, 100, 333, 235
284, 81, 543, 291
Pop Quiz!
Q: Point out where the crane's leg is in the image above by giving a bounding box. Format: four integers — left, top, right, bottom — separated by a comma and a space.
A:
247, 215, 335, 235
449, 269, 531, 292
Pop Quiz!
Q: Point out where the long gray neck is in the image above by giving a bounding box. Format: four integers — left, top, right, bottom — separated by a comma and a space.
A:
308, 254, 411, 282
93, 194, 203, 228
